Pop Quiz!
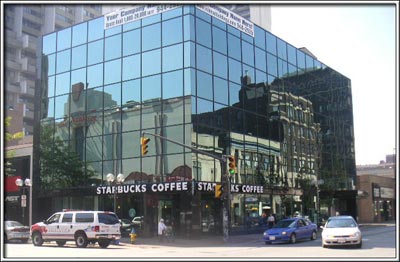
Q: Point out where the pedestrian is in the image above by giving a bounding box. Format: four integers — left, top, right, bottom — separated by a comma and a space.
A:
267, 213, 275, 228
158, 218, 167, 242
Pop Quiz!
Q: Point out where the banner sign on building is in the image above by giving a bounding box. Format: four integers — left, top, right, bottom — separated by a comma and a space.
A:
196, 5, 254, 37
104, 4, 181, 30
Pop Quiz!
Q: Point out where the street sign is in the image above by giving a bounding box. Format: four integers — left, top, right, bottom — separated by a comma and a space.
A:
21, 199, 27, 207
21, 194, 27, 200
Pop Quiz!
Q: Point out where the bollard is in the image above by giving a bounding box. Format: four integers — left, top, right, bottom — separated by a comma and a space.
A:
129, 227, 137, 244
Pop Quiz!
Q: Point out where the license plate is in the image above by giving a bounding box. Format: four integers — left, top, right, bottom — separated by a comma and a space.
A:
338, 239, 346, 243
269, 236, 275, 240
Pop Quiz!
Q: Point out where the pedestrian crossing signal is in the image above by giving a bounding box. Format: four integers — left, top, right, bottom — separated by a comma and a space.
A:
141, 137, 150, 155
215, 184, 222, 198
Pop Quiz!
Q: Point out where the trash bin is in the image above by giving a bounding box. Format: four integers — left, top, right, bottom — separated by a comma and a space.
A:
129, 227, 137, 244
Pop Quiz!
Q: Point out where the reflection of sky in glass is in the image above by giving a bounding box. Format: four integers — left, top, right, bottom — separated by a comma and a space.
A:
87, 63, 103, 88
163, 44, 183, 72
56, 50, 71, 74
142, 75, 161, 101
122, 79, 140, 104
55, 72, 70, 96
105, 34, 121, 61
43, 33, 56, 55
55, 94, 68, 119
104, 59, 121, 85
72, 22, 87, 47
57, 27, 71, 51
104, 83, 121, 106
142, 49, 161, 76
88, 16, 104, 42
123, 29, 141, 56
163, 70, 183, 99
123, 54, 141, 81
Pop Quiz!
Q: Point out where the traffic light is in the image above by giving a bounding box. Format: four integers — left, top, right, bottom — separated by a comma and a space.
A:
227, 155, 236, 175
141, 136, 150, 155
215, 184, 223, 198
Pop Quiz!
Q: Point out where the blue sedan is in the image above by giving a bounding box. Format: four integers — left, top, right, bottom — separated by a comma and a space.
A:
263, 217, 318, 244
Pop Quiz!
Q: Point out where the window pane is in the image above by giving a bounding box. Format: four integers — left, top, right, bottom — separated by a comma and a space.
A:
212, 26, 227, 55
183, 15, 195, 41
86, 136, 102, 162
72, 22, 87, 47
214, 76, 228, 105
278, 59, 288, 77
88, 17, 104, 42
142, 13, 160, 26
87, 63, 103, 88
105, 34, 121, 61
229, 82, 241, 106
163, 70, 183, 99
184, 41, 195, 68
242, 40, 254, 67
142, 75, 161, 101
267, 53, 277, 77
297, 49, 306, 70
47, 76, 55, 97
71, 68, 86, 88
255, 47, 266, 72
88, 40, 104, 65
196, 18, 211, 48
123, 29, 140, 56
47, 54, 56, 76
163, 44, 183, 72
254, 25, 265, 50
71, 44, 87, 70
287, 44, 297, 66
196, 44, 212, 74
142, 49, 161, 76
57, 27, 71, 51
105, 25, 121, 37
55, 72, 70, 96
55, 94, 69, 119
104, 83, 121, 106
197, 71, 212, 100
277, 38, 287, 60
142, 23, 161, 51
104, 59, 121, 85
228, 58, 241, 84
266, 31, 277, 55
228, 34, 241, 60
122, 79, 140, 110
43, 33, 56, 55
122, 54, 141, 81
213, 52, 227, 79
56, 49, 71, 74
162, 17, 183, 46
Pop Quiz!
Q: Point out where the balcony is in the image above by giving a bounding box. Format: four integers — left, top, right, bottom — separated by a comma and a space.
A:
21, 34, 37, 52
20, 80, 35, 97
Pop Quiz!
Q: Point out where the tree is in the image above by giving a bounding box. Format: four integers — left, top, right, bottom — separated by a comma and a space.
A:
39, 123, 96, 191
4, 116, 24, 176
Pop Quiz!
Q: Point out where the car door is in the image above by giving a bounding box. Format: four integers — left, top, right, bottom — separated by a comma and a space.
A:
295, 219, 307, 240
58, 213, 75, 240
42, 213, 62, 240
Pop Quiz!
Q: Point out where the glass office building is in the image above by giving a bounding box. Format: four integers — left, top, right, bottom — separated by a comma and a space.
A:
33, 5, 357, 237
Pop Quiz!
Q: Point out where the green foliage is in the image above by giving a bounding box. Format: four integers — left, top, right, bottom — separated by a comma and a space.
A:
39, 123, 96, 190
4, 116, 24, 176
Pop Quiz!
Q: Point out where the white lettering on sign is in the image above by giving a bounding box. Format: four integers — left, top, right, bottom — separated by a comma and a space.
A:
197, 182, 216, 191
196, 5, 254, 37
104, 4, 181, 30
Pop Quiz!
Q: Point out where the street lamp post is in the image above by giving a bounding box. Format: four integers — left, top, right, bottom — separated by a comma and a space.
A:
15, 178, 32, 226
106, 173, 125, 213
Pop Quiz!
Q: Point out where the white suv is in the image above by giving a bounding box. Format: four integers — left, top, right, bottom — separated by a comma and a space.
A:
30, 210, 121, 248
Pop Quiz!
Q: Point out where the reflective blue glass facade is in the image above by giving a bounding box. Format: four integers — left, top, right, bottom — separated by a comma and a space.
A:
34, 5, 356, 236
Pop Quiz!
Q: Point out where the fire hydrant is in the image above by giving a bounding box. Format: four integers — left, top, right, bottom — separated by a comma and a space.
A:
129, 228, 137, 244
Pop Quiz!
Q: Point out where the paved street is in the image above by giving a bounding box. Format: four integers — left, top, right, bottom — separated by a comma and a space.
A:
2, 222, 397, 260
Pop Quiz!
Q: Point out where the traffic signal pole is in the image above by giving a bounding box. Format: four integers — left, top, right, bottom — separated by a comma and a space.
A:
142, 131, 231, 242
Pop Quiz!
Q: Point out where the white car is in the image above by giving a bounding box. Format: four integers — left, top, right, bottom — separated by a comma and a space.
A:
320, 215, 362, 248
4, 220, 30, 243
30, 210, 121, 248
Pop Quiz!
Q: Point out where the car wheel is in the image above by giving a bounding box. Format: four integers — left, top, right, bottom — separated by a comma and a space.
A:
32, 232, 44, 246
311, 231, 317, 240
98, 239, 111, 248
290, 233, 296, 244
56, 240, 66, 246
75, 232, 88, 248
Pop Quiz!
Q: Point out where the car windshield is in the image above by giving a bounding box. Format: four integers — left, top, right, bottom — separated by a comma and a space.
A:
6, 221, 24, 227
326, 218, 356, 228
273, 219, 296, 228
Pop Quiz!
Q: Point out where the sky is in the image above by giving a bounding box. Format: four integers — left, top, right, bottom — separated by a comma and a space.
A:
270, 3, 397, 165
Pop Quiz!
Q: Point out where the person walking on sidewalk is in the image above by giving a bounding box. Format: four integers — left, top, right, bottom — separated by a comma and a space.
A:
158, 218, 167, 242
267, 213, 275, 229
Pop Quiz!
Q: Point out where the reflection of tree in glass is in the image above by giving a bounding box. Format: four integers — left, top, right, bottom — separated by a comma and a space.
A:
39, 124, 95, 190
